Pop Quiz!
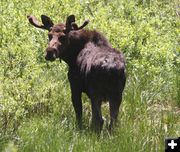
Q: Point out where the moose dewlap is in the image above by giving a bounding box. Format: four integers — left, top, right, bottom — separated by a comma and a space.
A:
28, 14, 126, 133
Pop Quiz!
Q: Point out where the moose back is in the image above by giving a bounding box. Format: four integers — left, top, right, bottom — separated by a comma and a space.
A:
28, 15, 126, 133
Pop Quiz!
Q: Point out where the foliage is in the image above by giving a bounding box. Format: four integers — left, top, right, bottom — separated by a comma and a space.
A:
0, 0, 179, 151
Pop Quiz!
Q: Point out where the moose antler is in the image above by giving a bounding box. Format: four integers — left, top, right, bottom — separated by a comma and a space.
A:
27, 15, 45, 29
27, 15, 54, 31
79, 20, 89, 29
71, 20, 89, 30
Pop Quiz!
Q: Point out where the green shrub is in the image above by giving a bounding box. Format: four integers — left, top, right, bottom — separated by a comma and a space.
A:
0, 0, 179, 151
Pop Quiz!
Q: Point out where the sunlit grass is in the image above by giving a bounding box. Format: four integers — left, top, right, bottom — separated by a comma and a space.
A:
1, 92, 179, 152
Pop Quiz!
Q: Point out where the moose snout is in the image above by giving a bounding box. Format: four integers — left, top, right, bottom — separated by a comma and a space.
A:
45, 48, 57, 61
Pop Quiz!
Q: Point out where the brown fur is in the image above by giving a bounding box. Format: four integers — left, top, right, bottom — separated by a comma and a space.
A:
28, 15, 126, 133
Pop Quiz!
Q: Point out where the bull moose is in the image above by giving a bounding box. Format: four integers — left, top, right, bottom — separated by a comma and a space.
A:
27, 14, 126, 133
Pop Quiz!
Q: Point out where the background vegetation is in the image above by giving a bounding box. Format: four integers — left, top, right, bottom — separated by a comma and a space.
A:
0, 0, 179, 151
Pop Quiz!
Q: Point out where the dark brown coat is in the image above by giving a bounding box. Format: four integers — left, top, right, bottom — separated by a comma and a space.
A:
28, 15, 126, 133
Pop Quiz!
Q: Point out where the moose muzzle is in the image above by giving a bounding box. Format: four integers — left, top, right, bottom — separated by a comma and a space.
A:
45, 47, 57, 61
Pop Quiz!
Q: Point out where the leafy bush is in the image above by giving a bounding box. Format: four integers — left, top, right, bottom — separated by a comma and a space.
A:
0, 0, 179, 151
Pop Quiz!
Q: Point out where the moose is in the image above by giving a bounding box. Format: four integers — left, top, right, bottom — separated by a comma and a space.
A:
27, 14, 126, 133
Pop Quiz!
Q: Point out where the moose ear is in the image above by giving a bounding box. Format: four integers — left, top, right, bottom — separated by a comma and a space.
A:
41, 15, 54, 30
66, 15, 75, 27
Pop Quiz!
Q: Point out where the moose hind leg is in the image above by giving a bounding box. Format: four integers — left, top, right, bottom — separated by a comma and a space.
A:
91, 99, 104, 133
109, 95, 122, 131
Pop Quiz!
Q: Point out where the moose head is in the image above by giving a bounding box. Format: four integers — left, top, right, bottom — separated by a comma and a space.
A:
27, 15, 89, 61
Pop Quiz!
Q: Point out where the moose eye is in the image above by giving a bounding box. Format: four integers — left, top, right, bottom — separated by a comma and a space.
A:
59, 35, 66, 43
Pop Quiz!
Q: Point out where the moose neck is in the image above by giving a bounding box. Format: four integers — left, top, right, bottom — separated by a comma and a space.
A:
60, 42, 85, 67
60, 30, 111, 68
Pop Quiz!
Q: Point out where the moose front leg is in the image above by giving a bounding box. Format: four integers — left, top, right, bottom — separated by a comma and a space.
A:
71, 90, 82, 129
68, 71, 83, 129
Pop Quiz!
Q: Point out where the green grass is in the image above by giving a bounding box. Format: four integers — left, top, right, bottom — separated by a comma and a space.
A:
0, 0, 180, 151
2, 97, 180, 152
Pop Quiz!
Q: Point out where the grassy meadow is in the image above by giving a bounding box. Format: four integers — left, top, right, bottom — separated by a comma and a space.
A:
0, 0, 180, 151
